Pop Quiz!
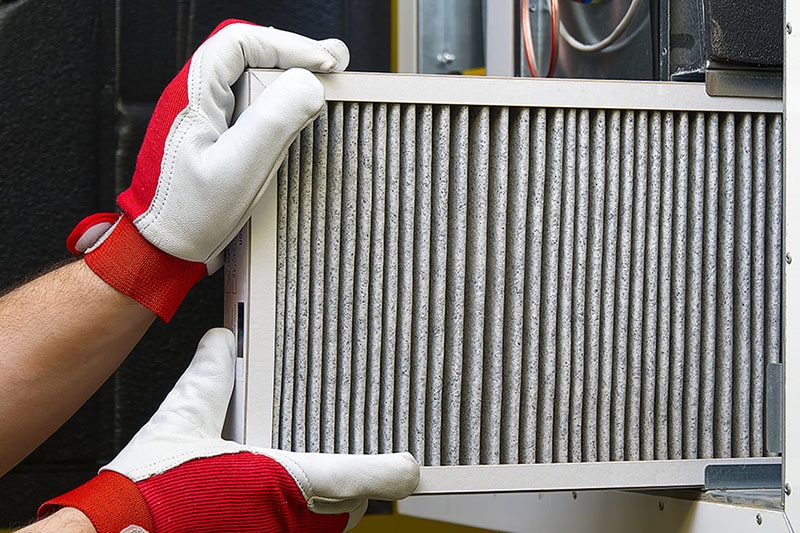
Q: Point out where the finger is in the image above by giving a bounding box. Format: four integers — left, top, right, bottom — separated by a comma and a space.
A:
206, 67, 323, 179
103, 329, 241, 480
198, 68, 324, 261
204, 19, 348, 72
266, 451, 420, 511
139, 328, 236, 440
189, 22, 347, 129
218, 23, 349, 74
314, 37, 350, 72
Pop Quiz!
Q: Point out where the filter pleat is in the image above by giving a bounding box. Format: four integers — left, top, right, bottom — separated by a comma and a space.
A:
393, 104, 417, 453
518, 107, 546, 465
481, 106, 510, 465
654, 112, 674, 461
410, 105, 433, 460
733, 113, 753, 458
321, 102, 345, 453
624, 111, 649, 461
306, 111, 329, 453
568, 109, 589, 463
765, 117, 783, 362
424, 105, 452, 465
441, 106, 470, 465
611, 110, 635, 461
669, 112, 689, 460
365, 103, 387, 455
597, 109, 620, 462
291, 126, 315, 451
582, 109, 607, 463
715, 113, 737, 458
274, 159, 290, 449
749, 113, 767, 456
269, 97, 782, 467
500, 107, 531, 465
460, 106, 490, 465
349, 103, 374, 454
640, 112, 662, 461
279, 140, 300, 450
379, 104, 402, 454
699, 113, 720, 459
536, 108, 564, 464
682, 112, 705, 460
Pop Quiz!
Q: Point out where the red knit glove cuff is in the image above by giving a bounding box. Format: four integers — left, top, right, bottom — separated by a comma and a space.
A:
38, 471, 155, 533
83, 215, 207, 321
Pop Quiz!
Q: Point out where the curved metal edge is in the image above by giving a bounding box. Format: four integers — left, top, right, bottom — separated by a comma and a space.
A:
415, 457, 783, 494
248, 70, 783, 113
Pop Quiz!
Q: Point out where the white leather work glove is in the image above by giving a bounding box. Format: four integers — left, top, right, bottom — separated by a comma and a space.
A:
67, 19, 349, 321
38, 328, 420, 532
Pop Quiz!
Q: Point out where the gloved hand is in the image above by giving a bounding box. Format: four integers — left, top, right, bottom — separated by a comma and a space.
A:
67, 19, 349, 321
38, 328, 420, 532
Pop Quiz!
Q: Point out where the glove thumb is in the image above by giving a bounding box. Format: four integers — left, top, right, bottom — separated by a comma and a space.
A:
104, 328, 239, 480
267, 449, 420, 525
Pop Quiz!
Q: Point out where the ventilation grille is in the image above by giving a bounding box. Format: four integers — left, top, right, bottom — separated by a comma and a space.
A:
270, 100, 783, 466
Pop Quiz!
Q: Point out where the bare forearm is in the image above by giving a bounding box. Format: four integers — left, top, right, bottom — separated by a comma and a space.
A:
0, 259, 155, 476
17, 508, 95, 533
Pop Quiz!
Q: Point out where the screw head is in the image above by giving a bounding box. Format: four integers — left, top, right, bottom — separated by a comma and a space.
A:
786, 482, 793, 495
787, 252, 793, 264
756, 513, 763, 525
788, 22, 793, 34
658, 500, 665, 511
437, 52, 456, 65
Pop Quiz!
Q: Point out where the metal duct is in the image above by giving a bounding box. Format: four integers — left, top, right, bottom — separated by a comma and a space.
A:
268, 98, 782, 467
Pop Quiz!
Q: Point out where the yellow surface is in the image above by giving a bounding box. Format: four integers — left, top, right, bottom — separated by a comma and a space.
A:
391, 0, 398, 72
354, 513, 497, 532
461, 66, 487, 76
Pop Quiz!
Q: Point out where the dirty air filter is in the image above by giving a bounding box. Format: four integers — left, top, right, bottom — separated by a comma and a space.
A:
224, 71, 784, 494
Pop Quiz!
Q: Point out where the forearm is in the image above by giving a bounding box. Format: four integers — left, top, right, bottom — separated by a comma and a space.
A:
0, 259, 155, 476
17, 508, 95, 533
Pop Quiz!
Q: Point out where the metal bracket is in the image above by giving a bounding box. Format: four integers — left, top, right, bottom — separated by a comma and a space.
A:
705, 60, 783, 99
705, 463, 782, 490
766, 362, 784, 454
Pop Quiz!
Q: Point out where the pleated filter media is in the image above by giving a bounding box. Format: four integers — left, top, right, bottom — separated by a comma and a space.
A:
225, 71, 784, 493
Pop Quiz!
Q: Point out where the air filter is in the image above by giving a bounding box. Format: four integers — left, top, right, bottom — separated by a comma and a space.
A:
224, 71, 783, 494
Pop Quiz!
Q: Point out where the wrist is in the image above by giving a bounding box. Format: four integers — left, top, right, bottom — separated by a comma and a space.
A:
38, 471, 154, 533
82, 215, 206, 321
21, 507, 96, 533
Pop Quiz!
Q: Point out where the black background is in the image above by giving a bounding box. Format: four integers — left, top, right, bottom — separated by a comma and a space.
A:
0, 0, 389, 526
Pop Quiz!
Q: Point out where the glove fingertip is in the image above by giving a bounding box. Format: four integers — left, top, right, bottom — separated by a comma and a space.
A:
318, 38, 350, 71
200, 328, 236, 359
282, 67, 325, 98
254, 67, 325, 124
395, 453, 422, 495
